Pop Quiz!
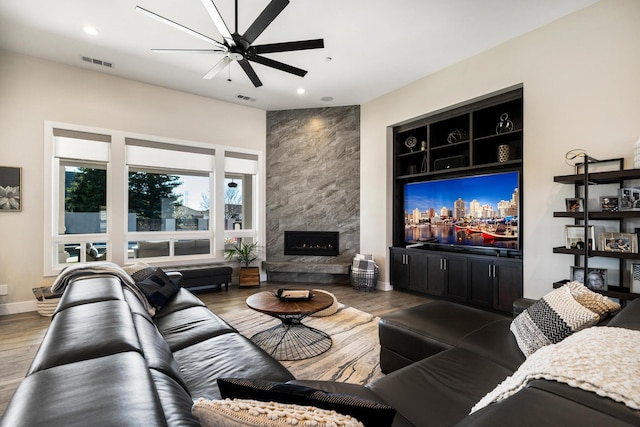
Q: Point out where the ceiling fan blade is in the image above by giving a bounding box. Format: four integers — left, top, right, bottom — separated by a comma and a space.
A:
253, 39, 324, 54
200, 0, 235, 48
202, 56, 232, 79
136, 6, 227, 51
249, 55, 307, 77
238, 59, 263, 87
242, 0, 289, 45
151, 48, 226, 53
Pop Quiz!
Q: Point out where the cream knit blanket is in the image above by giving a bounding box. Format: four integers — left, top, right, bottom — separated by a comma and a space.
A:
471, 326, 640, 414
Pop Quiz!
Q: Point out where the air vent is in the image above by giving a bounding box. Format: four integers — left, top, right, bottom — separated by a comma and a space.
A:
81, 56, 114, 68
236, 94, 256, 102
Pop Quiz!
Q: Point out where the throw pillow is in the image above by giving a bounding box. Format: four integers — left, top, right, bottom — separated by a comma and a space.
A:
123, 261, 156, 283
510, 285, 599, 357
135, 267, 180, 310
192, 398, 364, 427
217, 378, 395, 427
566, 281, 621, 319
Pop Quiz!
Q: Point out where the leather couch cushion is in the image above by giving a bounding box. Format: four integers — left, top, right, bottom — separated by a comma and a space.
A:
457, 318, 525, 371
2, 353, 169, 427
28, 300, 142, 374
155, 305, 237, 351
133, 314, 189, 392
369, 348, 512, 427
608, 298, 640, 330
54, 276, 124, 313
173, 333, 295, 400
153, 288, 206, 319
149, 370, 201, 427
378, 301, 507, 371
454, 383, 638, 427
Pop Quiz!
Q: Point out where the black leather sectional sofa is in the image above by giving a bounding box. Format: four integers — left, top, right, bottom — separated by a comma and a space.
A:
3, 273, 640, 426
1, 275, 294, 426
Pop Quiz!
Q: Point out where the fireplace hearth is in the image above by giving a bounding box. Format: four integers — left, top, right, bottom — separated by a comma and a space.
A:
284, 231, 339, 256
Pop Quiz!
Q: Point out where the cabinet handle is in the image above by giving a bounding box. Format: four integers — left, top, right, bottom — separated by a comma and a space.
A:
488, 265, 492, 277
493, 265, 497, 277
442, 258, 447, 270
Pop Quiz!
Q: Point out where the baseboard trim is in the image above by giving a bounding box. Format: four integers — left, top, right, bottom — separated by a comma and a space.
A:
0, 300, 37, 316
377, 280, 393, 291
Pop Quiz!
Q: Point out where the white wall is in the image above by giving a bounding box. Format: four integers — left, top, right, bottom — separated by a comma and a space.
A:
0, 51, 266, 314
361, 0, 640, 299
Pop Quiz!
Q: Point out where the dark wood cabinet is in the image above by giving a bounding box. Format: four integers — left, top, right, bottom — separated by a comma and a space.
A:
390, 247, 521, 313
389, 247, 427, 293
468, 257, 523, 311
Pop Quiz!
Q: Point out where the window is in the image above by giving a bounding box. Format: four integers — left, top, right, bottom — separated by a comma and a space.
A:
50, 129, 110, 267
44, 122, 262, 274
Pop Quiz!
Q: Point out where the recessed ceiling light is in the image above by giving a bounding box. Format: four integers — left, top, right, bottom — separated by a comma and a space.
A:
297, 88, 305, 95
83, 26, 98, 36
321, 96, 334, 102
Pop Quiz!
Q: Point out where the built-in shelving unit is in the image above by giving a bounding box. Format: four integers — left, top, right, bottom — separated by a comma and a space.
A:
552, 158, 640, 304
390, 86, 524, 313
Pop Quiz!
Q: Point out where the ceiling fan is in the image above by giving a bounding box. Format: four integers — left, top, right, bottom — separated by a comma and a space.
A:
136, 0, 324, 87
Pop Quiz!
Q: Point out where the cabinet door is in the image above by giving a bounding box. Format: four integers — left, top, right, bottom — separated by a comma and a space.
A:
390, 249, 409, 290
425, 254, 445, 296
407, 252, 428, 292
469, 259, 494, 308
494, 260, 523, 313
444, 255, 468, 302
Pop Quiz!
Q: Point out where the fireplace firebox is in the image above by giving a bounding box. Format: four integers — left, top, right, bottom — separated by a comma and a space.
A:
284, 231, 339, 256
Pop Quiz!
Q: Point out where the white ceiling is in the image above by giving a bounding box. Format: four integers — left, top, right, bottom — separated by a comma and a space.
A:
0, 0, 599, 111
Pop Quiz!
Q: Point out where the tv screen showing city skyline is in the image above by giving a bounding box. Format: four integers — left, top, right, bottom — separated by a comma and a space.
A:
404, 171, 519, 216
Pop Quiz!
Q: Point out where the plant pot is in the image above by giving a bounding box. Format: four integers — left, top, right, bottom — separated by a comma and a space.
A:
239, 266, 260, 287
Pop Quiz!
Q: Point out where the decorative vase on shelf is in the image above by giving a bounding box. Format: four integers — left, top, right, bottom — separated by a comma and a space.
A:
634, 137, 640, 168
498, 144, 511, 163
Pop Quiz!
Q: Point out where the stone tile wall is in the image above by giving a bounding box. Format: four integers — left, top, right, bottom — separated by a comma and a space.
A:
265, 105, 360, 269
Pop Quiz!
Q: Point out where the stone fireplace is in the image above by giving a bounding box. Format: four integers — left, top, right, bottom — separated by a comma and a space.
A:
264, 105, 360, 283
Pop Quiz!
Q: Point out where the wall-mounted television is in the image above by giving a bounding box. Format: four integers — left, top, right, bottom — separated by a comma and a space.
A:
403, 170, 521, 254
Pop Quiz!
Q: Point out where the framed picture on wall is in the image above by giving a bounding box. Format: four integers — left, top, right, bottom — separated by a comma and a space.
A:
0, 166, 21, 211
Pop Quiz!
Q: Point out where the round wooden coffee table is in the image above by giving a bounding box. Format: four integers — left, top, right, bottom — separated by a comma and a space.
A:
246, 291, 334, 361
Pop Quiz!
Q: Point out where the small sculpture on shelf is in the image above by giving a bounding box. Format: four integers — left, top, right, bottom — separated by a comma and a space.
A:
446, 128, 467, 144
495, 113, 514, 134
404, 135, 417, 152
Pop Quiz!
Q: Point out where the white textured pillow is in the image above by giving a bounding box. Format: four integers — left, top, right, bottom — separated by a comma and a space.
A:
510, 286, 599, 356
565, 281, 621, 319
192, 398, 364, 427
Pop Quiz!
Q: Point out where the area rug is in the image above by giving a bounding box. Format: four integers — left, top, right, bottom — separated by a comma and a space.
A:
221, 304, 384, 385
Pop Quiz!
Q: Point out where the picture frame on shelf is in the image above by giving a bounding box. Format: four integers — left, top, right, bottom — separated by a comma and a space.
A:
565, 225, 595, 250
570, 266, 607, 291
565, 198, 583, 213
600, 196, 619, 212
618, 188, 640, 211
632, 264, 640, 294
600, 232, 638, 253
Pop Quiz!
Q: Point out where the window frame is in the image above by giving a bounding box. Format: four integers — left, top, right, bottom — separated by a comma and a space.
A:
44, 121, 263, 276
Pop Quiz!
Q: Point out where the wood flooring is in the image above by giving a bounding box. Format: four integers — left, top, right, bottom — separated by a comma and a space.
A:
0, 281, 432, 416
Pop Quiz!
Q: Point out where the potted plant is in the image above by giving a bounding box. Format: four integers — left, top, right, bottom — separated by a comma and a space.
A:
225, 241, 261, 287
